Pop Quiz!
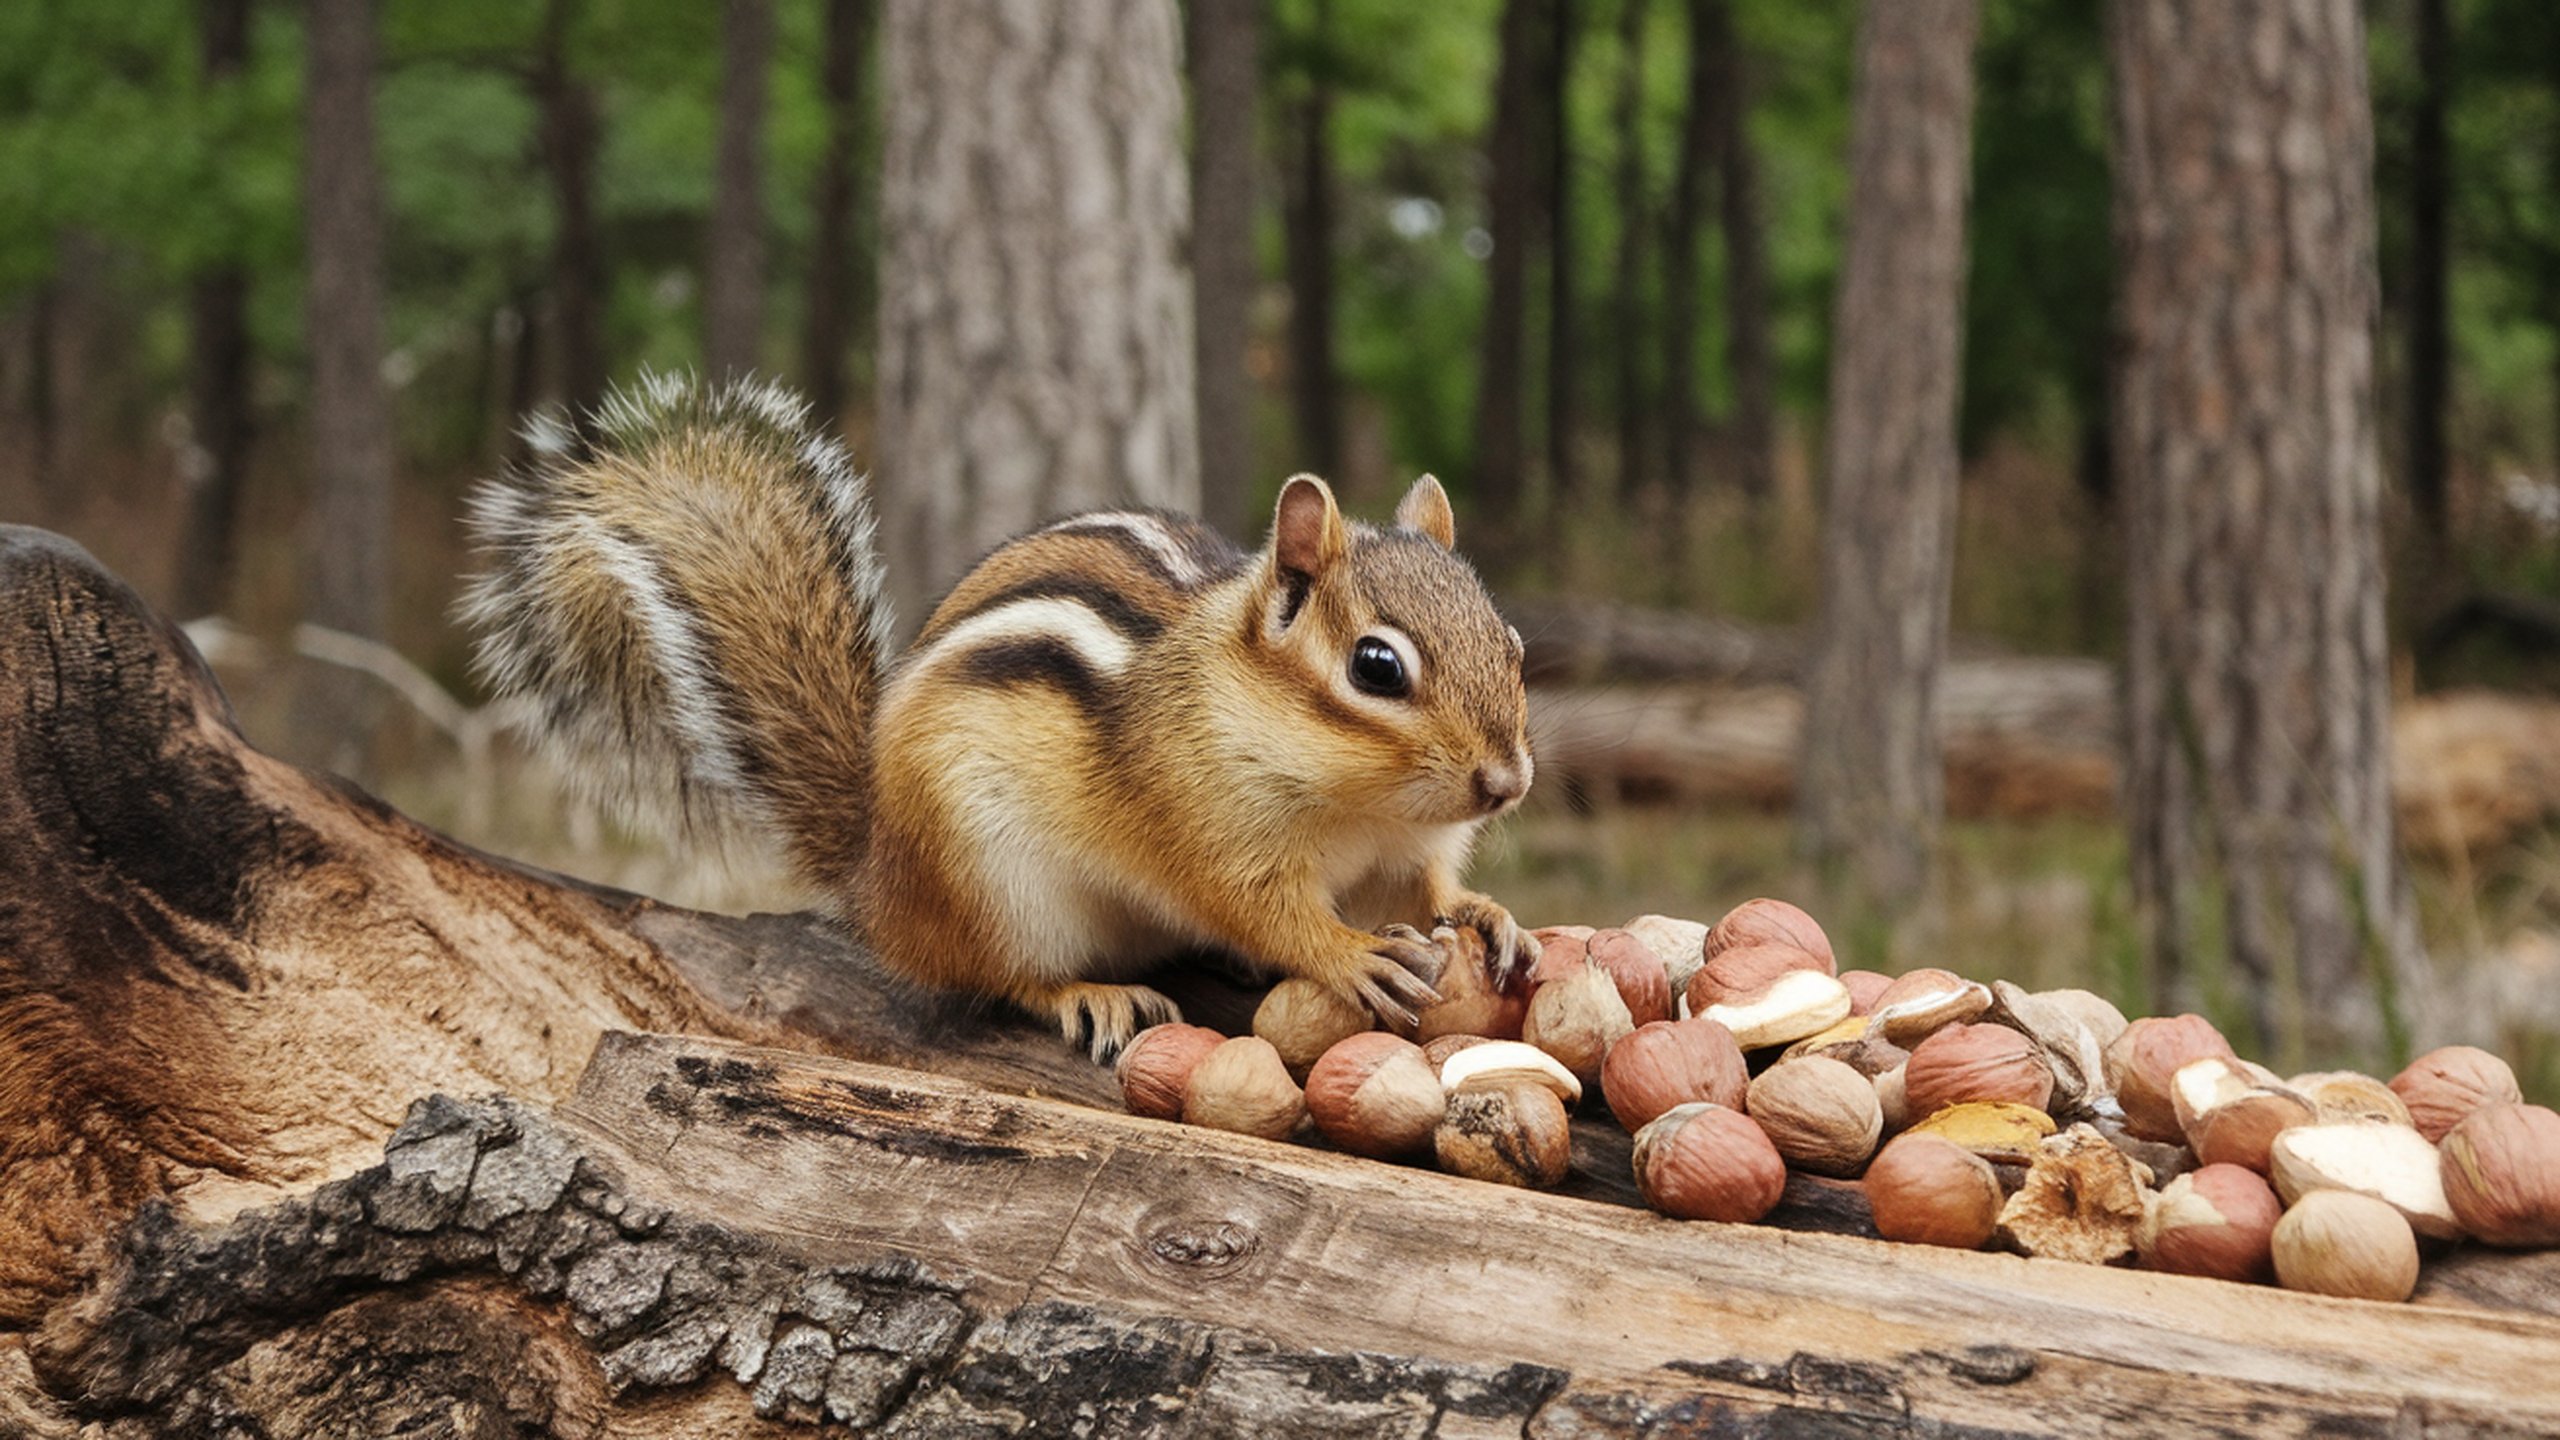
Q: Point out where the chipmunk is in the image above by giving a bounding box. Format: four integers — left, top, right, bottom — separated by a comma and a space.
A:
462, 373, 1538, 1059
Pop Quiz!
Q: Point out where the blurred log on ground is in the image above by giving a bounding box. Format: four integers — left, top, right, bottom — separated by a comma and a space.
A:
1523, 598, 2560, 853
6, 524, 2560, 1436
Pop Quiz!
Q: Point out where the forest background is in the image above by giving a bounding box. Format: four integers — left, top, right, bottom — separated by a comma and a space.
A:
3, 0, 2557, 1096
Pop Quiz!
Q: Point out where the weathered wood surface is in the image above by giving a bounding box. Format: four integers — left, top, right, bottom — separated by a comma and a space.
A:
7, 522, 2560, 1435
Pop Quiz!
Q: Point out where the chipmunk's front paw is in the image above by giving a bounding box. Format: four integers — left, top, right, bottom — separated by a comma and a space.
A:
1443, 892, 1539, 995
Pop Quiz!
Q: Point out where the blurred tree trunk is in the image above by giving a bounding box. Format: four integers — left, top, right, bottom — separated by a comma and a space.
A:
1660, 0, 1716, 501
1282, 0, 1340, 481
1796, 0, 1979, 915
534, 0, 605, 424
2111, 0, 2431, 1061
1475, 0, 1542, 531
1546, 0, 1578, 504
176, 0, 255, 620
1190, 0, 1260, 538
302, 0, 391, 646
1713, 1, 1773, 506
2407, 0, 2451, 546
1610, 0, 1650, 503
704, 0, 773, 379
803, 0, 875, 427
875, 0, 1198, 624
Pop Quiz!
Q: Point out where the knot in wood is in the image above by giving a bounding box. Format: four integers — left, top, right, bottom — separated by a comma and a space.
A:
1144, 1218, 1259, 1276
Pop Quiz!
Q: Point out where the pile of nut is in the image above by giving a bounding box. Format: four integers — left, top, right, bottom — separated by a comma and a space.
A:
1118, 898, 2560, 1302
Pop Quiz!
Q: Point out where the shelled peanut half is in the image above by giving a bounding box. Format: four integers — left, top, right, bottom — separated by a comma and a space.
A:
1114, 898, 2560, 1302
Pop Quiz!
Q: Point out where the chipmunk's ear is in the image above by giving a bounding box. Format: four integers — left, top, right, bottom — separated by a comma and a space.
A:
1394, 474, 1455, 549
1273, 473, 1348, 582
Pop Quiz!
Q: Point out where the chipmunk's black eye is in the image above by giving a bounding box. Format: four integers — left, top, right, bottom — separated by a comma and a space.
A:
1350, 636, 1408, 697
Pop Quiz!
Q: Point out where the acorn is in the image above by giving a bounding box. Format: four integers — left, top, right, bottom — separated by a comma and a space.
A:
1632, 1102, 1788, 1224
1864, 1132, 2004, 1249
1305, 1032, 1446, 1160
1601, 1017, 1749, 1133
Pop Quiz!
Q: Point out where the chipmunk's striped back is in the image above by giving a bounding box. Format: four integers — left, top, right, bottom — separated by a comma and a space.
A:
460, 374, 892, 899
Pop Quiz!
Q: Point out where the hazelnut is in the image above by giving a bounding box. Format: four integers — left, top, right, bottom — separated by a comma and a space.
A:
1908, 1101, 2057, 1166
1305, 1032, 1446, 1160
2288, 1070, 2413, 1128
1622, 914, 1710, 996
1438, 1038, 1583, 1105
1601, 1017, 1749, 1133
1529, 927, 1592, 986
1421, 1033, 1493, 1069
2170, 1057, 2316, 1174
2390, 1046, 2523, 1144
1839, 969, 1894, 1016
1701, 970, 1854, 1050
1254, 978, 1374, 1079
1117, 1023, 1228, 1121
1435, 1079, 1572, 1188
2440, 1103, 2560, 1248
1902, 1023, 2055, 1119
1586, 929, 1676, 1026
1782, 1017, 1907, 1078
1705, 898, 1837, 974
2271, 1190, 2419, 1302
2103, 1014, 2236, 1143
1872, 975, 1994, 1048
1874, 1064, 1911, 1133
1523, 961, 1635, 1091
1865, 1132, 2004, 1249
1181, 1036, 1306, 1141
1746, 1056, 1883, 1176
1413, 926, 1528, 1043
2267, 1121, 2460, 1240
1979, 982, 2118, 1118
1996, 1124, 2155, 1266
1632, 1102, 1788, 1224
1684, 942, 1829, 1012
2139, 1164, 2281, 1283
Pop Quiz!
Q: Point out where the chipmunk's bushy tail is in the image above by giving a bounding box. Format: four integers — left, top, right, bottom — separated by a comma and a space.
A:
460, 372, 894, 898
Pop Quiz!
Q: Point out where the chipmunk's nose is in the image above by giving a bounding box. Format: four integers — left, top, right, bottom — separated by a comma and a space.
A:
1473, 756, 1530, 813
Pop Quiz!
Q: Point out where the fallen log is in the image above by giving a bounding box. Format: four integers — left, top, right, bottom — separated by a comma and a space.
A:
5, 524, 2560, 1435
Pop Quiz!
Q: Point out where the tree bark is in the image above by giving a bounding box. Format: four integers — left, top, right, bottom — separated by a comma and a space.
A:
1796, 0, 1980, 912
1474, 0, 1543, 530
1546, 0, 1579, 504
1281, 0, 1340, 481
2111, 0, 2432, 1061
2407, 0, 2451, 545
1713, 0, 1774, 505
302, 0, 393, 650
1189, 0, 1261, 539
802, 0, 875, 427
875, 0, 1199, 625
535, 0, 606, 425
1609, 0, 1651, 503
175, 0, 255, 621
1660, 0, 1716, 500
705, 0, 775, 380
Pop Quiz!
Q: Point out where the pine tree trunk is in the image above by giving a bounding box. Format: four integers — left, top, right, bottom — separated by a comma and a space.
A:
1713, 1, 1773, 505
1796, 0, 1979, 914
176, 0, 255, 620
302, 0, 391, 644
2407, 0, 2451, 545
1282, 0, 1339, 481
2111, 0, 2431, 1060
535, 0, 605, 423
1660, 0, 1716, 501
1609, 0, 1650, 503
704, 0, 773, 380
802, 0, 875, 426
1546, 0, 1578, 504
1474, 0, 1542, 530
875, 0, 1198, 623
1189, 0, 1261, 539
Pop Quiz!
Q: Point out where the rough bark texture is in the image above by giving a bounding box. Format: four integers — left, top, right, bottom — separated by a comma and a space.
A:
535, 0, 606, 424
1660, 0, 1715, 500
175, 0, 255, 622
1279, 0, 1339, 484
875, 0, 1199, 625
802, 0, 875, 425
1712, 0, 1773, 505
1796, 0, 1980, 909
705, 0, 774, 380
1474, 0, 1541, 530
1545, 0, 1578, 504
300, 0, 392, 644
1608, 0, 1651, 503
2111, 0, 2432, 1060
2407, 0, 2452, 544
1189, 0, 1260, 541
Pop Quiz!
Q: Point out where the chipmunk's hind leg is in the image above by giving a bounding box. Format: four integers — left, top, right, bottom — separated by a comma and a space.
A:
1019, 980, 1183, 1063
